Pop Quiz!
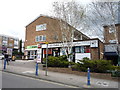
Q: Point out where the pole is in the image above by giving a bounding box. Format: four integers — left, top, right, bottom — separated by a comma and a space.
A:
87, 67, 91, 85
117, 44, 120, 66
45, 43, 48, 76
4, 59, 6, 70
35, 63, 38, 76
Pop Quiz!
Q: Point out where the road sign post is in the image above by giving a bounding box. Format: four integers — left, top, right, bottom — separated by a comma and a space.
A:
45, 42, 48, 76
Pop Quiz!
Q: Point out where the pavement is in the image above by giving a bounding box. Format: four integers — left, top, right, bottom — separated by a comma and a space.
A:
0, 60, 119, 89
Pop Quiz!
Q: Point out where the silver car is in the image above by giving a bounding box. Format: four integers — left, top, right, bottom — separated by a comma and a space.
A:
0, 54, 4, 60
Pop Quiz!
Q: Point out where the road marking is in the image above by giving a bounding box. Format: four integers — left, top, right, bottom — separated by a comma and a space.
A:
3, 72, 78, 88
16, 60, 34, 62
102, 82, 109, 87
96, 81, 109, 87
22, 71, 35, 74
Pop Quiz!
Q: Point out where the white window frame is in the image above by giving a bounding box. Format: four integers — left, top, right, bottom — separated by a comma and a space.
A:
109, 26, 115, 33
36, 24, 47, 31
35, 35, 46, 42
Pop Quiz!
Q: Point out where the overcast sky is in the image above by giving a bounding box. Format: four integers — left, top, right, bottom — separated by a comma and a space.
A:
0, 0, 118, 41
0, 0, 92, 41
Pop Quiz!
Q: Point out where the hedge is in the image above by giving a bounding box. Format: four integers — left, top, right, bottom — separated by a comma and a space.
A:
71, 59, 114, 73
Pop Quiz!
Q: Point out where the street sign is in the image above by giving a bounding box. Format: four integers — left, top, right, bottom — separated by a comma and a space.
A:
37, 44, 41, 48
45, 42, 49, 44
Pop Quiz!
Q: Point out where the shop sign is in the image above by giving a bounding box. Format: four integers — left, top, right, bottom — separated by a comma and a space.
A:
27, 45, 38, 49
42, 40, 98, 48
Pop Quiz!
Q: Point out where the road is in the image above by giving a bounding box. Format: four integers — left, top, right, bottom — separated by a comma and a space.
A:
2, 72, 78, 88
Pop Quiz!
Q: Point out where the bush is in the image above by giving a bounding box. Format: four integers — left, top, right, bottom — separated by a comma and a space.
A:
43, 56, 73, 68
112, 66, 120, 71
72, 59, 114, 73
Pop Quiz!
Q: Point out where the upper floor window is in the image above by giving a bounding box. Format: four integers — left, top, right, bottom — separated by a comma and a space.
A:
109, 40, 117, 43
14, 39, 19, 47
9, 43, 13, 47
109, 26, 115, 33
36, 24, 47, 31
2, 41, 7, 46
35, 35, 46, 42
2, 36, 8, 41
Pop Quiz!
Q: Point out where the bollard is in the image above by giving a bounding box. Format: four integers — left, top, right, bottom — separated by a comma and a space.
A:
4, 59, 7, 70
35, 63, 38, 76
87, 67, 91, 85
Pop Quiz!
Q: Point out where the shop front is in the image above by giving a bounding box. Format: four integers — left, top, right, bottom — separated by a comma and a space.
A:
25, 45, 38, 60
41, 39, 99, 63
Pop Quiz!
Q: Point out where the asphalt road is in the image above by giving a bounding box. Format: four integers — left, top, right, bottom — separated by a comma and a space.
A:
2, 72, 77, 88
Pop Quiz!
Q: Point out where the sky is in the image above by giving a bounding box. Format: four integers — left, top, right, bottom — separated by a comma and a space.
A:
0, 0, 93, 41
0, 0, 118, 41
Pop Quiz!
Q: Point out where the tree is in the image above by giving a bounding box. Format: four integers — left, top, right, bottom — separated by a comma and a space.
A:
52, 1, 86, 63
85, 1, 120, 65
19, 39, 22, 54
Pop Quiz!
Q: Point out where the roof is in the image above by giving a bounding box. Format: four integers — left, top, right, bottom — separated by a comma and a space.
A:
103, 23, 120, 27
0, 34, 19, 40
26, 14, 57, 27
26, 14, 90, 39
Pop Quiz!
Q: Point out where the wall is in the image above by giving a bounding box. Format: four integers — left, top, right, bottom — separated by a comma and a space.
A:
25, 16, 63, 48
104, 24, 120, 44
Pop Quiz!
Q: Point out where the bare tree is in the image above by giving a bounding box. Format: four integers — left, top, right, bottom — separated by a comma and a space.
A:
85, 1, 120, 65
52, 1, 86, 63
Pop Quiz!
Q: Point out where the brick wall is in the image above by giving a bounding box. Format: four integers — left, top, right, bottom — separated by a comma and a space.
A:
104, 24, 120, 44
90, 40, 104, 60
25, 16, 63, 48
25, 16, 90, 49
8, 38, 14, 48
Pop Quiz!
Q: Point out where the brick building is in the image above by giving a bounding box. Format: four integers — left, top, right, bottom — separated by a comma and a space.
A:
0, 34, 19, 56
24, 15, 104, 62
104, 24, 120, 65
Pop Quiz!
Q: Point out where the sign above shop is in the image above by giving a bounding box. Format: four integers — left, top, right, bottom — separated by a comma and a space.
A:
42, 40, 98, 48
27, 45, 38, 49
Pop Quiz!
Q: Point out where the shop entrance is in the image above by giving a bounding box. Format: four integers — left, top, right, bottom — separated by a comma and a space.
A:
28, 50, 37, 59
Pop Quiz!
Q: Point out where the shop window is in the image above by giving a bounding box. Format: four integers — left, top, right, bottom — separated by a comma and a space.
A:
75, 46, 90, 53
84, 46, 90, 53
44, 49, 52, 54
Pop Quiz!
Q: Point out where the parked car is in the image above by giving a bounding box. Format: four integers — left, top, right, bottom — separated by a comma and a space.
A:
0, 54, 4, 60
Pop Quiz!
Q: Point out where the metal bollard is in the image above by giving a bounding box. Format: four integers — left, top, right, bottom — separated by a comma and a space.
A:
35, 63, 38, 76
87, 67, 91, 85
4, 59, 7, 70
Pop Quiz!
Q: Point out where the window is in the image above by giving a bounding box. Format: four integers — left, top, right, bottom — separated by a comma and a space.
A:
75, 46, 90, 53
43, 36, 46, 41
109, 26, 115, 33
35, 35, 46, 42
14, 39, 19, 47
53, 35, 58, 40
36, 24, 47, 31
2, 36, 8, 46
109, 40, 117, 43
9, 43, 13, 47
